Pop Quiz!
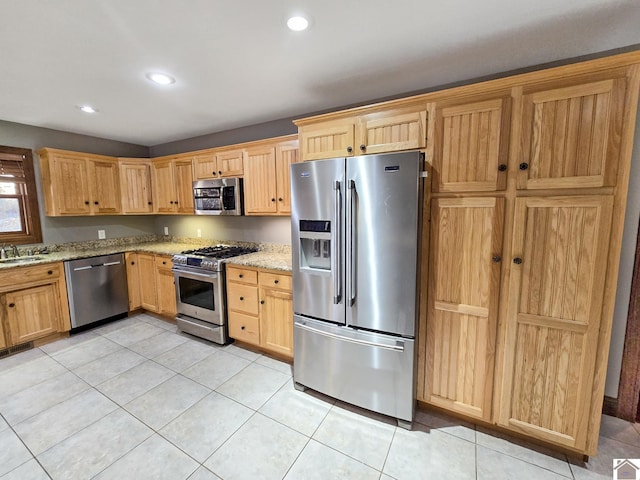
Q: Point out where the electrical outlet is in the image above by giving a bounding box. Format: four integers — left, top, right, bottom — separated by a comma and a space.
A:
98, 229, 106, 240
164, 226, 169, 235
197, 228, 202, 238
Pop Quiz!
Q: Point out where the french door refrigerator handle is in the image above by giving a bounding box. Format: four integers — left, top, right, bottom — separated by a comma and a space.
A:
295, 321, 405, 351
333, 180, 342, 304
348, 179, 357, 306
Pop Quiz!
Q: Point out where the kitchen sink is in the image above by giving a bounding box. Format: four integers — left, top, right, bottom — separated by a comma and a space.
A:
0, 256, 43, 264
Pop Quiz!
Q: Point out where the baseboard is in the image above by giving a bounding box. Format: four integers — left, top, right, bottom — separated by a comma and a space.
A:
602, 395, 618, 417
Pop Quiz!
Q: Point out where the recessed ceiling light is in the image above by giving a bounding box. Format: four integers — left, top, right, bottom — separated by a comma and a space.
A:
78, 105, 98, 114
287, 16, 309, 31
146, 72, 176, 85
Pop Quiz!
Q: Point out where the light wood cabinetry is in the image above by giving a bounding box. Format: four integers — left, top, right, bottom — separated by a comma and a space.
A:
193, 149, 245, 180
0, 321, 5, 350
125, 252, 141, 310
0, 263, 71, 347
152, 157, 195, 214
137, 253, 158, 312
156, 255, 177, 317
119, 159, 154, 214
423, 197, 504, 421
38, 149, 122, 216
226, 265, 293, 358
431, 96, 511, 192
126, 252, 175, 317
243, 137, 299, 216
297, 104, 426, 161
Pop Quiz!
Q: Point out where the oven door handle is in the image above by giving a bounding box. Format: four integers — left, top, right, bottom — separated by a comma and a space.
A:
171, 268, 219, 280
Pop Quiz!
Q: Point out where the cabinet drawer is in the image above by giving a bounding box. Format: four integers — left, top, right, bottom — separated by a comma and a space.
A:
228, 311, 260, 346
155, 255, 172, 270
0, 263, 62, 291
227, 283, 259, 315
227, 267, 257, 284
259, 272, 292, 291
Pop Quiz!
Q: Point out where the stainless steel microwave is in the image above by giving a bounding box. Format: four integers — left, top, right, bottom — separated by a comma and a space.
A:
193, 178, 243, 215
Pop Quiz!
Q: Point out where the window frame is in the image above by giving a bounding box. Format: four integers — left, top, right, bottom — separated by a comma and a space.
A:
0, 145, 42, 245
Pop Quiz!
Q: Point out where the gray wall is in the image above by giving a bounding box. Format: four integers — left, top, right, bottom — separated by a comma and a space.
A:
0, 120, 156, 245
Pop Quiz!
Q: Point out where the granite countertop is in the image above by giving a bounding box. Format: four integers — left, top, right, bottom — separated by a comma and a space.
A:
0, 236, 292, 272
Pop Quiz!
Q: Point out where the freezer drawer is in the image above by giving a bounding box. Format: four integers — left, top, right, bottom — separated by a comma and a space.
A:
293, 315, 415, 424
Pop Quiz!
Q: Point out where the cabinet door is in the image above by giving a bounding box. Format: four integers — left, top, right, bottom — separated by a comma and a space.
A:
498, 195, 613, 450
244, 147, 277, 215
152, 160, 176, 213
119, 161, 153, 213
423, 197, 503, 420
259, 287, 293, 358
52, 155, 92, 215
299, 119, 356, 161
432, 98, 510, 192
90, 159, 121, 214
174, 160, 195, 214
227, 282, 259, 315
156, 261, 177, 317
125, 252, 141, 310
228, 311, 260, 346
359, 108, 427, 155
5, 285, 59, 344
517, 78, 626, 190
138, 254, 158, 312
217, 149, 245, 177
193, 153, 218, 180
275, 142, 299, 215
0, 321, 5, 350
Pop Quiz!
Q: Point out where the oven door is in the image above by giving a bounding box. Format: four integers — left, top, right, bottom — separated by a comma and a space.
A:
173, 268, 222, 325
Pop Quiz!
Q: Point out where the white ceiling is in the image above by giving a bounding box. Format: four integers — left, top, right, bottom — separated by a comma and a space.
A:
1, 0, 639, 147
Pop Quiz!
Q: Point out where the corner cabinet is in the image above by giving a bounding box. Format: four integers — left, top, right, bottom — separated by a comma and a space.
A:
226, 265, 293, 358
0, 263, 71, 347
119, 159, 154, 214
38, 148, 122, 216
296, 104, 426, 161
243, 137, 299, 216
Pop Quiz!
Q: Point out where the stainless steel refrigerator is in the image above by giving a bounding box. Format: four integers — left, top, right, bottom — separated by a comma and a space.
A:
291, 150, 423, 428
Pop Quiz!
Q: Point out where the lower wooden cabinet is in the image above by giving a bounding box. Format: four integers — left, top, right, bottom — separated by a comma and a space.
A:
226, 265, 293, 358
0, 262, 71, 348
126, 252, 175, 317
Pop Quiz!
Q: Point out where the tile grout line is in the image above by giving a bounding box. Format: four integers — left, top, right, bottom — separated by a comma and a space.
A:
0, 411, 53, 479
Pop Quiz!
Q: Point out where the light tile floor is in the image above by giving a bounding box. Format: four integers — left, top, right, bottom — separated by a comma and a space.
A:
1, 313, 639, 479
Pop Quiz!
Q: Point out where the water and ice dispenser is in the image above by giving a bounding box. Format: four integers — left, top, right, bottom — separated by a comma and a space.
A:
298, 220, 331, 270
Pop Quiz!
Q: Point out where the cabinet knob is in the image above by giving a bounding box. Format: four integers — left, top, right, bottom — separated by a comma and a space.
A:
8, 303, 15, 308
175, 201, 179, 205
498, 164, 507, 172
212, 171, 217, 176
94, 201, 99, 205
170, 201, 174, 204
360, 144, 366, 152
239, 274, 243, 278
240, 296, 244, 301
346, 146, 353, 153
271, 198, 276, 202
513, 257, 523, 265
241, 325, 246, 330
162, 261, 166, 265
148, 201, 152, 205
492, 255, 502, 263
47, 270, 53, 275
84, 201, 90, 205
519, 162, 529, 171
274, 279, 279, 284
218, 170, 222, 175
278, 197, 283, 202
131, 261, 135, 265
260, 300, 265, 305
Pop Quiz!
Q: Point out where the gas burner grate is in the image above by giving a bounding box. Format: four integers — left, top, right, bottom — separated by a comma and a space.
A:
181, 245, 258, 259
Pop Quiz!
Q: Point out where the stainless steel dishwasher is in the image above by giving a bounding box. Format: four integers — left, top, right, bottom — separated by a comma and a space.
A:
64, 253, 129, 329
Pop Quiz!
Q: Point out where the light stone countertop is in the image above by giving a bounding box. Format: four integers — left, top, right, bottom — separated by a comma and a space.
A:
225, 251, 292, 272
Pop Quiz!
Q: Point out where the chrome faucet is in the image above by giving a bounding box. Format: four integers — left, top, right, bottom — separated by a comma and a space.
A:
9, 245, 20, 257
0, 245, 6, 259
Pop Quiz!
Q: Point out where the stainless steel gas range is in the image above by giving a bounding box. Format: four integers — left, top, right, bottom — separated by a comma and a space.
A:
172, 245, 257, 344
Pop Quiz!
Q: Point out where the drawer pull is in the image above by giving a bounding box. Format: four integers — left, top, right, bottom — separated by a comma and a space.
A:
274, 279, 279, 284
239, 274, 243, 278
48, 270, 53, 275
8, 303, 15, 308
260, 300, 265, 305
240, 296, 244, 301
241, 325, 245, 330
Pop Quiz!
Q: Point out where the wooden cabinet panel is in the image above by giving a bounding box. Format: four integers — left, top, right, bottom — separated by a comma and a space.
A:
5, 284, 59, 344
192, 149, 245, 180
125, 252, 141, 310
193, 153, 218, 180
174, 159, 195, 214
517, 79, 626, 190
137, 253, 158, 312
226, 267, 257, 284
157, 262, 177, 317
217, 149, 245, 177
244, 147, 277, 215
119, 160, 153, 214
360, 109, 426, 155
152, 159, 175, 213
423, 197, 503, 420
0, 321, 6, 350
299, 120, 356, 161
90, 159, 121, 214
259, 286, 293, 358
228, 311, 260, 346
498, 195, 614, 449
275, 142, 299, 215
259, 271, 293, 291
52, 155, 92, 215
432, 98, 510, 192
227, 282, 259, 315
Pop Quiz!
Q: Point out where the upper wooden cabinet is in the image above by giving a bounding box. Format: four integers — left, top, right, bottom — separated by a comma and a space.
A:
151, 157, 194, 214
297, 105, 426, 161
431, 96, 511, 192
38, 149, 122, 216
193, 149, 244, 180
498, 195, 614, 450
516, 77, 627, 190
244, 138, 299, 215
119, 159, 154, 214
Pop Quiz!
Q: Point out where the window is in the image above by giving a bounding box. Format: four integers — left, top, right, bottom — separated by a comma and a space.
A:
0, 145, 42, 244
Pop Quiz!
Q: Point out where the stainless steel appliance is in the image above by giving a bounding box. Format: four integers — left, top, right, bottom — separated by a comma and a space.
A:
291, 151, 424, 428
172, 245, 257, 344
193, 178, 243, 215
64, 253, 129, 329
